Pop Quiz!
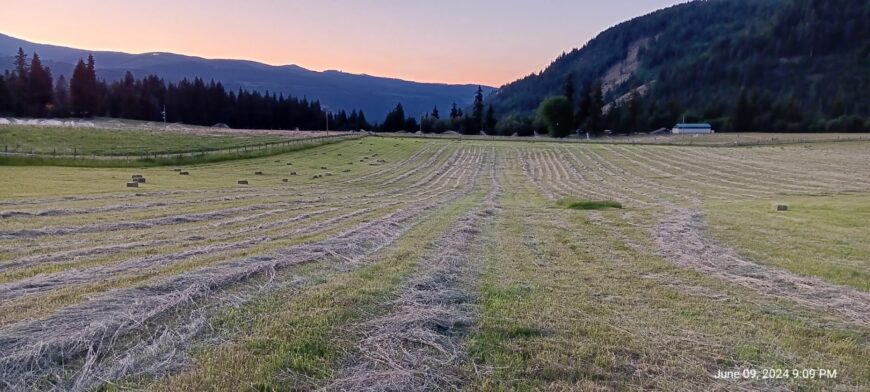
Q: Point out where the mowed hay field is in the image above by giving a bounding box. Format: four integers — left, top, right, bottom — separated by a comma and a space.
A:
0, 136, 868, 391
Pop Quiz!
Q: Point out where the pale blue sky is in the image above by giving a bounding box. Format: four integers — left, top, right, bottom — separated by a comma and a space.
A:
0, 0, 686, 85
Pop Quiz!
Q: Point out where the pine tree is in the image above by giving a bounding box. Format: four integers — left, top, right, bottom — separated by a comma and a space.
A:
53, 75, 69, 116
484, 104, 496, 134
471, 86, 485, 132
27, 53, 54, 116
0, 75, 13, 114
431, 105, 439, 119
449, 102, 459, 119
70, 56, 99, 116
585, 80, 604, 133
13, 48, 28, 76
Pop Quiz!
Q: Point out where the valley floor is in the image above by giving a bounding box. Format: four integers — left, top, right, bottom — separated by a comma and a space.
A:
0, 137, 867, 391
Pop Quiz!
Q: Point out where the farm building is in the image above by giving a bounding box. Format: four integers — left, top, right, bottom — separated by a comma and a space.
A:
672, 123, 714, 134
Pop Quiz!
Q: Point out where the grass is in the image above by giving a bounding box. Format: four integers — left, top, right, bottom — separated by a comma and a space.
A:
467, 177, 869, 390
557, 198, 623, 210
143, 185, 487, 391
0, 135, 361, 168
705, 194, 870, 291
1, 135, 868, 390
0, 126, 291, 155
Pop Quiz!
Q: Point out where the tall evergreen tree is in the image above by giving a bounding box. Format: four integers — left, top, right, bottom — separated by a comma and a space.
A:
471, 86, 485, 132
431, 105, 439, 119
53, 75, 69, 116
381, 103, 407, 132
13, 48, 28, 76
70, 57, 98, 116
27, 54, 54, 116
584, 80, 604, 133
449, 102, 459, 119
0, 75, 12, 114
484, 104, 496, 134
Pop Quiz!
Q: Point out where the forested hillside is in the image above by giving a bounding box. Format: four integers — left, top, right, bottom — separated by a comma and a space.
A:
489, 0, 869, 133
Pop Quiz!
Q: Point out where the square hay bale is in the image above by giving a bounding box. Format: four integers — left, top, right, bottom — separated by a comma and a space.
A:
286, 162, 293, 165
320, 166, 328, 170
325, 172, 333, 176
126, 182, 139, 188
255, 171, 263, 175
342, 169, 351, 173
173, 168, 182, 172
291, 172, 297, 175
131, 174, 143, 179
773, 203, 789, 212
136, 177, 146, 183
238, 180, 249, 185
179, 171, 189, 175
282, 178, 288, 182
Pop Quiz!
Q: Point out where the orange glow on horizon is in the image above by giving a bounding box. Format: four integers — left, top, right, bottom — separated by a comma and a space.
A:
0, 0, 683, 86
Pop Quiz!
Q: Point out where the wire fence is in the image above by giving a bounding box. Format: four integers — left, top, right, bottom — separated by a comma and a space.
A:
0, 133, 367, 161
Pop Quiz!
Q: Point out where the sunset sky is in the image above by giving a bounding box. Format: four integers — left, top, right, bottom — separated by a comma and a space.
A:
1, 0, 684, 86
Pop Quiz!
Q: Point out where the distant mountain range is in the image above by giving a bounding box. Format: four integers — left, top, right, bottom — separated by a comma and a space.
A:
0, 33, 494, 119
488, 0, 868, 128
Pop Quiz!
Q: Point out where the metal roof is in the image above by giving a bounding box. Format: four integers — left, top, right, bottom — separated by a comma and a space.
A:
674, 123, 712, 128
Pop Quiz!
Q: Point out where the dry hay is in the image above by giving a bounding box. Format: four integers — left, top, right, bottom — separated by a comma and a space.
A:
327, 155, 502, 392
0, 172, 483, 391
654, 207, 870, 326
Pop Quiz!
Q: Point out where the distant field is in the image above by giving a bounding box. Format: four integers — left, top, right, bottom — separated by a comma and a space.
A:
0, 137, 867, 390
615, 132, 870, 145
0, 126, 309, 156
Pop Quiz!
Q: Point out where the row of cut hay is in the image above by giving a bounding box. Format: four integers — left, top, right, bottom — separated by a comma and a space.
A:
0, 147, 493, 391
326, 148, 502, 391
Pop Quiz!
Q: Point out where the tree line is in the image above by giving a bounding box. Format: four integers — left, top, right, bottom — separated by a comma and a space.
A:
0, 49, 372, 131
378, 86, 496, 135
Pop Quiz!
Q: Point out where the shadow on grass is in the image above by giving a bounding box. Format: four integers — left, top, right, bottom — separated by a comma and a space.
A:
557, 198, 622, 210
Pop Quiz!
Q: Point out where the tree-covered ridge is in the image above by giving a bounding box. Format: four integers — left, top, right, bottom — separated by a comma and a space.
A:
490, 0, 869, 133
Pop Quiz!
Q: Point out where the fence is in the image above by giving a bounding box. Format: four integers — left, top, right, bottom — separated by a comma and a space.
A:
1, 133, 367, 162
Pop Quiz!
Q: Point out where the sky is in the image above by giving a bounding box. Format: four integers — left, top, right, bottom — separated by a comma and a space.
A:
0, 0, 685, 86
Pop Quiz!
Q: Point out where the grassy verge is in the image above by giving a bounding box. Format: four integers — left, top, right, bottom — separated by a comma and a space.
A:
705, 194, 870, 291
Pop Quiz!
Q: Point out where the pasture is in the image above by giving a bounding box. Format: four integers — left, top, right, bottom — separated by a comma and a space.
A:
0, 135, 868, 391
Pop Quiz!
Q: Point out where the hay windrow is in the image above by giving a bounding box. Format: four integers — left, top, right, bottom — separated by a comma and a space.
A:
654, 207, 870, 327
0, 147, 490, 391
326, 151, 502, 391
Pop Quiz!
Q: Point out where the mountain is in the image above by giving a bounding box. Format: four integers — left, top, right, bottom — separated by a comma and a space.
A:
488, 0, 869, 132
0, 33, 494, 119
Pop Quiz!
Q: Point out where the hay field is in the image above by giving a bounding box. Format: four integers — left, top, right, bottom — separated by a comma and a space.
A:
0, 136, 868, 391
